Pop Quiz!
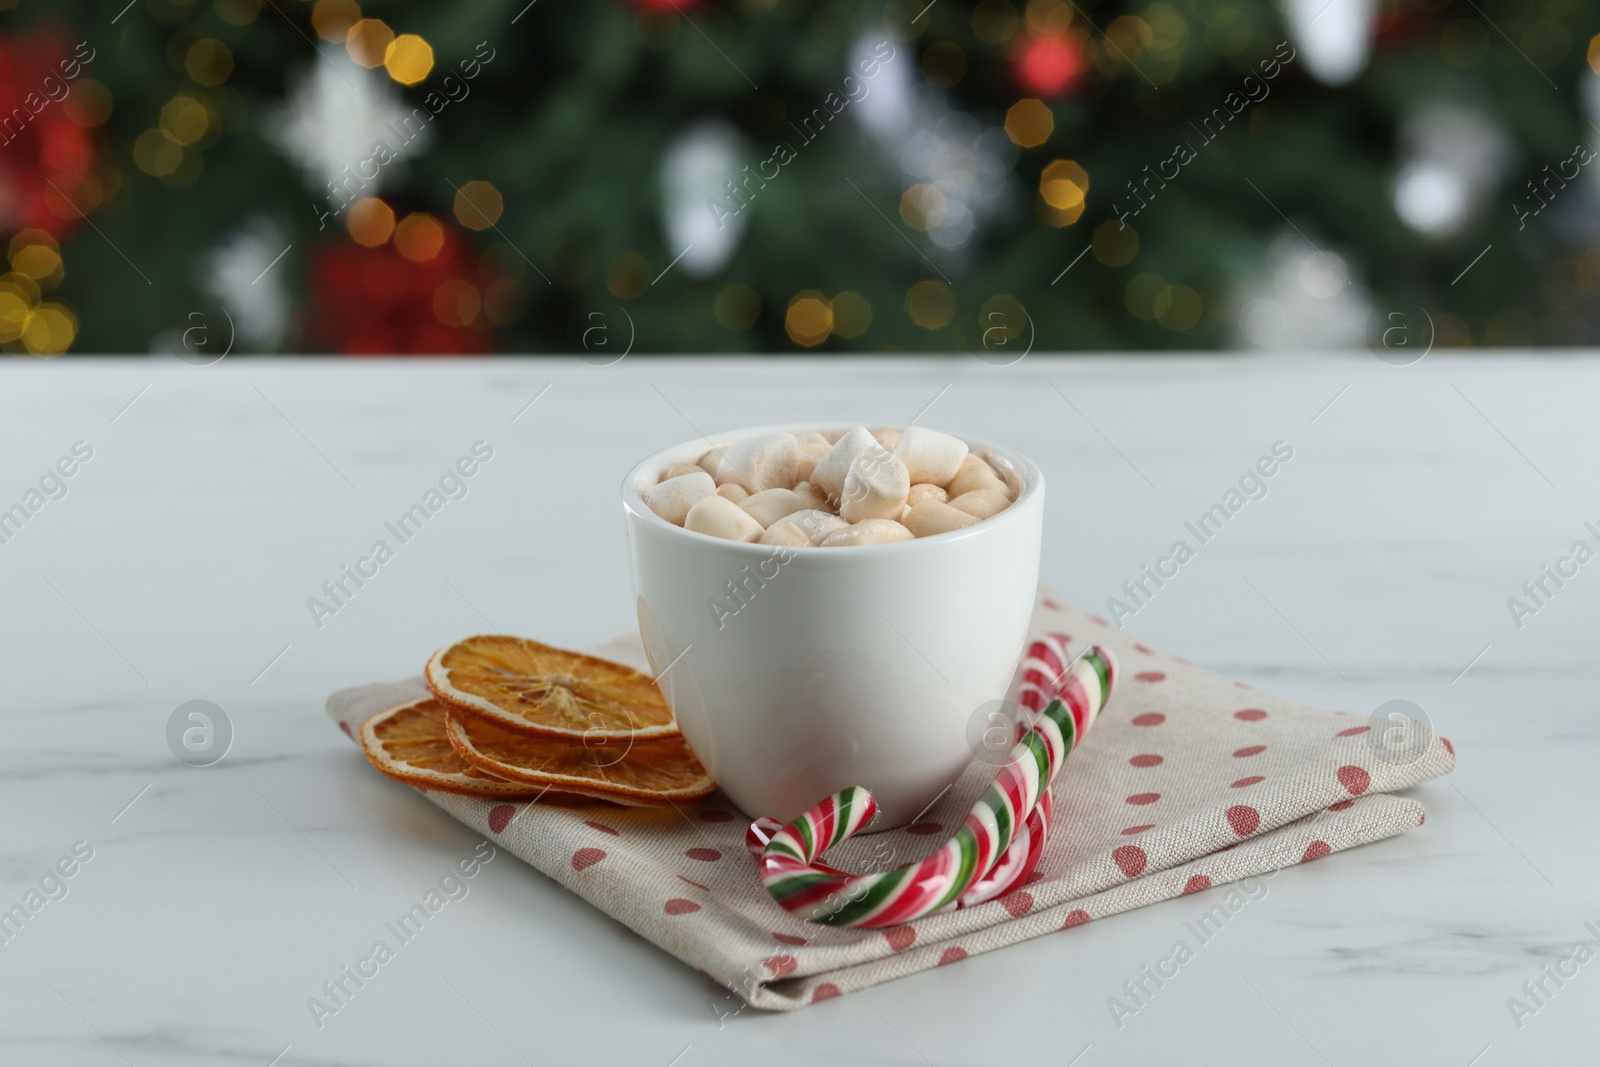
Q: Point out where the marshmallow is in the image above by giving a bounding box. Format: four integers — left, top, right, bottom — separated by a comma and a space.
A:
870, 428, 901, 451
697, 448, 726, 478
818, 428, 848, 444
685, 495, 765, 542
740, 488, 808, 528
644, 471, 716, 526
894, 427, 969, 486
946, 454, 1010, 498
717, 432, 800, 494
903, 499, 979, 537
759, 522, 812, 547
717, 483, 749, 503
819, 519, 914, 547
662, 461, 703, 481
794, 439, 829, 483
839, 447, 910, 522
809, 427, 878, 502
792, 481, 830, 511
948, 488, 1011, 520
795, 431, 831, 447
767, 509, 847, 545
905, 483, 948, 509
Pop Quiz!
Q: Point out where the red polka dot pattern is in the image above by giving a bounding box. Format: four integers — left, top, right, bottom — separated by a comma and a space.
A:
1336, 726, 1369, 737
773, 932, 807, 945
685, 847, 721, 862
1231, 776, 1265, 788
1135, 671, 1166, 683
1001, 891, 1034, 917
663, 898, 700, 915
1233, 745, 1266, 758
1226, 805, 1260, 836
1302, 841, 1331, 862
571, 847, 606, 871
677, 875, 710, 890
1182, 875, 1211, 894
1122, 824, 1154, 835
1113, 846, 1147, 877
939, 947, 968, 965
1062, 909, 1091, 928
488, 805, 516, 834
1134, 643, 1154, 654
905, 822, 943, 836
884, 926, 916, 951
1234, 709, 1267, 722
339, 720, 354, 739
1129, 753, 1164, 768
1132, 713, 1166, 727
1441, 737, 1454, 755
1328, 800, 1355, 811
1337, 765, 1371, 795
763, 954, 798, 978
1126, 792, 1160, 806
812, 983, 840, 1002
583, 821, 619, 836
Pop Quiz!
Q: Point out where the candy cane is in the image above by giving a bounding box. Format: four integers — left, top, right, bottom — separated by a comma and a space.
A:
756, 638, 1115, 928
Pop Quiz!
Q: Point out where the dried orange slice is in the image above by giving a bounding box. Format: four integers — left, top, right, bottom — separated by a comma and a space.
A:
444, 711, 715, 806
426, 635, 678, 740
359, 698, 543, 798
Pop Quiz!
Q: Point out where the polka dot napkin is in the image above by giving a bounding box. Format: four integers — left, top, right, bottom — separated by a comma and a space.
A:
325, 589, 1455, 1012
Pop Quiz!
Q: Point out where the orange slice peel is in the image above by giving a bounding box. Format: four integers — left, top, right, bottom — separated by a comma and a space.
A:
426, 635, 679, 741
444, 710, 715, 806
360, 697, 545, 799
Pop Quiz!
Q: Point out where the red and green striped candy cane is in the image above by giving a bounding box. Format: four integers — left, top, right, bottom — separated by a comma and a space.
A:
755, 635, 1115, 928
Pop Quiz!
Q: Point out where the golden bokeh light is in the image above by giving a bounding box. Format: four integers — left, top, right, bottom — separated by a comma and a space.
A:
394, 212, 445, 262
452, 181, 504, 231
1092, 219, 1139, 266
21, 303, 76, 355
347, 198, 396, 247
905, 280, 955, 329
786, 292, 833, 346
384, 34, 435, 86
830, 291, 872, 339
160, 96, 210, 146
346, 19, 394, 68
1004, 98, 1054, 148
1154, 284, 1202, 331
185, 40, 235, 87
312, 0, 361, 42
1038, 158, 1088, 225
63, 79, 113, 127
134, 129, 184, 177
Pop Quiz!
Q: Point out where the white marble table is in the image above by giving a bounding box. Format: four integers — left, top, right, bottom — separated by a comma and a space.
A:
1, 354, 1592, 1066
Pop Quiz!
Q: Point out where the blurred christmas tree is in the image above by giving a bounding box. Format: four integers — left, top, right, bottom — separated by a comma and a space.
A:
0, 0, 1597, 355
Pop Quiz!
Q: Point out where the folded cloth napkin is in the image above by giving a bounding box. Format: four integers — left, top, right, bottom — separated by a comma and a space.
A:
325, 590, 1455, 1012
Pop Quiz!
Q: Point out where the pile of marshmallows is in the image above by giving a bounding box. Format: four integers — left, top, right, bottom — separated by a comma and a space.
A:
644, 426, 1014, 547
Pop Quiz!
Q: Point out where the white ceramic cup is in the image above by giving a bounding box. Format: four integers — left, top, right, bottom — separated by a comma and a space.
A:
621, 424, 1044, 828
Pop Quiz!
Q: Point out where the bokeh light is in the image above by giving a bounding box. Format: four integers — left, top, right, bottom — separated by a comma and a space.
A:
347, 198, 396, 247
786, 292, 833, 346
906, 280, 954, 329
385, 34, 435, 86
394, 212, 445, 262
1004, 99, 1054, 148
453, 181, 504, 231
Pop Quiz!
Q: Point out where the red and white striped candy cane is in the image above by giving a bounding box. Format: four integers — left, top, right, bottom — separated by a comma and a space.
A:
753, 636, 1115, 928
